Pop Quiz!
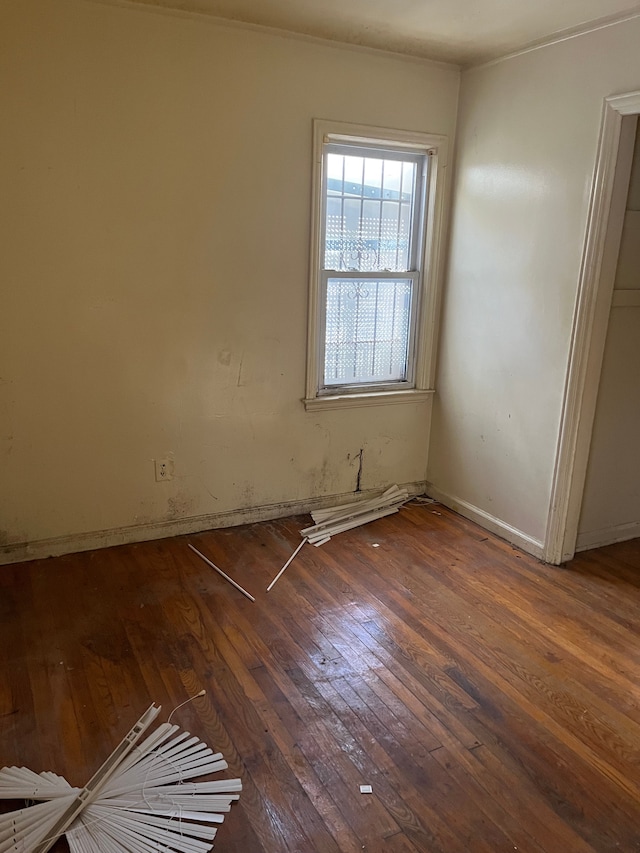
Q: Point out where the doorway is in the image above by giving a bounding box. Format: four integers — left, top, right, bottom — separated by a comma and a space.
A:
577, 123, 640, 550
544, 91, 640, 564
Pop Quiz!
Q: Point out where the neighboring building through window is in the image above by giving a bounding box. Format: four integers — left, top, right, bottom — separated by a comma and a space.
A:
305, 121, 448, 411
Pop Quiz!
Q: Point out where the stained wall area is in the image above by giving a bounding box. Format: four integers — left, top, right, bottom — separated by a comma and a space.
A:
0, 0, 459, 561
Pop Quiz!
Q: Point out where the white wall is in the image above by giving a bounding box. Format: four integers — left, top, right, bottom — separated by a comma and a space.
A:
577, 125, 640, 549
427, 18, 640, 555
0, 0, 459, 561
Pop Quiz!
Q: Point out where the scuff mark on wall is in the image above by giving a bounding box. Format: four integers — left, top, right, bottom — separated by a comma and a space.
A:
355, 448, 364, 493
166, 493, 196, 520
0, 524, 29, 551
196, 460, 219, 503
241, 482, 255, 508
314, 422, 332, 444
236, 352, 246, 387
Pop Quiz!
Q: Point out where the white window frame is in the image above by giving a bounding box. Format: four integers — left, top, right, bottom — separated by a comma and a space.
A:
304, 120, 449, 412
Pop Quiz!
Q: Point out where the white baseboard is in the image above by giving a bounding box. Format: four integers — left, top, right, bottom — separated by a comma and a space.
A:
576, 519, 640, 551
0, 480, 427, 566
425, 483, 545, 559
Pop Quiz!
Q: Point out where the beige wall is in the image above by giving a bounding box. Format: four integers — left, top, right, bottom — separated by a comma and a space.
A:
427, 18, 640, 553
578, 125, 640, 548
0, 0, 459, 560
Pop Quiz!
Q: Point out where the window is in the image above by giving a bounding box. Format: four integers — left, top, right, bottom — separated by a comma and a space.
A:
305, 121, 448, 411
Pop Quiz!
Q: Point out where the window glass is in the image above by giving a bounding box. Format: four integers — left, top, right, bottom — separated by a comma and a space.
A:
321, 147, 422, 387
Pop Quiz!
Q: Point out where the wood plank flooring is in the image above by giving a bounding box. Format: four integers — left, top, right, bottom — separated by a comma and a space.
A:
1, 502, 639, 852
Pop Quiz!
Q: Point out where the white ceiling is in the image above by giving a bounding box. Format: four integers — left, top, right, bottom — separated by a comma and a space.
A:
116, 0, 640, 65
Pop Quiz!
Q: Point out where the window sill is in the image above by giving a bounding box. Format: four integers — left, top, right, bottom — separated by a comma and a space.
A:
303, 388, 434, 412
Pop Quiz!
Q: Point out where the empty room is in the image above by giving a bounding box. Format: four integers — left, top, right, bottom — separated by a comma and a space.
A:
1, 0, 639, 850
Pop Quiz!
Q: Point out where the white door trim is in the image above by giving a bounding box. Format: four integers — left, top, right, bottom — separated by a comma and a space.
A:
544, 90, 640, 564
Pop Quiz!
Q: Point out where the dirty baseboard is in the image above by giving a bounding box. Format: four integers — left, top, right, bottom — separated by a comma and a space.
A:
425, 483, 545, 559
0, 480, 428, 566
575, 519, 640, 552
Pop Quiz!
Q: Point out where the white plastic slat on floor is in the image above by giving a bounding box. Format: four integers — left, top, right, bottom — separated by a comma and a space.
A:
266, 485, 411, 589
0, 705, 241, 853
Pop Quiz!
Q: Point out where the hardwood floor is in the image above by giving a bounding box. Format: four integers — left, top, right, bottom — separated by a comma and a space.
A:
1, 502, 639, 852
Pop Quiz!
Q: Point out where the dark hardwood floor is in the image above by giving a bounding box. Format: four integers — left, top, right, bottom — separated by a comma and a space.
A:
1, 502, 639, 852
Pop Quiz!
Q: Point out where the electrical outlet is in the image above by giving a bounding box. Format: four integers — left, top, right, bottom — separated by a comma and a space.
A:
155, 458, 173, 482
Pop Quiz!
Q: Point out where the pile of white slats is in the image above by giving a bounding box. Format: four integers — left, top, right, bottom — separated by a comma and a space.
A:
301, 484, 409, 546
0, 704, 241, 853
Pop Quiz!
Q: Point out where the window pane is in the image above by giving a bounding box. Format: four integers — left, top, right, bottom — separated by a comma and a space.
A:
382, 159, 402, 197
326, 153, 344, 186
324, 153, 417, 273
324, 279, 412, 386
343, 155, 364, 188
363, 158, 383, 198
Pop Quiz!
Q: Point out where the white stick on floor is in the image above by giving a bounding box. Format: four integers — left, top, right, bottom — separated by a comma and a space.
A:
188, 544, 256, 602
267, 538, 307, 592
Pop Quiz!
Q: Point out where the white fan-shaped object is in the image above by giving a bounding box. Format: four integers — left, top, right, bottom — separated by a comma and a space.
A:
0, 704, 241, 853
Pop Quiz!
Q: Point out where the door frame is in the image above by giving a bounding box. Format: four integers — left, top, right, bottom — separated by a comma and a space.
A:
544, 90, 640, 564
